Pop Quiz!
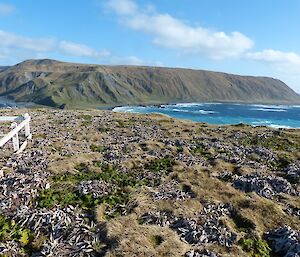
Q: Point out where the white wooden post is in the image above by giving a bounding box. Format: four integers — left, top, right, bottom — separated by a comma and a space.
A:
10, 122, 20, 151
23, 113, 32, 139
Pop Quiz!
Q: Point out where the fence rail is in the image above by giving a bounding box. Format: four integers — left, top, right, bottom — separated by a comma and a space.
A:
0, 113, 32, 154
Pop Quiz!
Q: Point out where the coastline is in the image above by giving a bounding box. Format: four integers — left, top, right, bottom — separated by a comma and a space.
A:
112, 102, 300, 129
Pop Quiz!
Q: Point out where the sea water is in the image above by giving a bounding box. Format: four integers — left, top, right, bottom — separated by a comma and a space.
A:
113, 103, 300, 128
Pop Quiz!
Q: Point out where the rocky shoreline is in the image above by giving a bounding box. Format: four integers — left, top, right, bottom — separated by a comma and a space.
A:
0, 108, 299, 256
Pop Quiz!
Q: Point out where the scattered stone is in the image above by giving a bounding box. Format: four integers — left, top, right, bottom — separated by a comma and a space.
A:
284, 205, 300, 217
265, 226, 300, 257
141, 202, 237, 247
284, 163, 300, 183
0, 150, 50, 212
7, 205, 103, 257
151, 180, 193, 201
185, 249, 219, 257
232, 173, 299, 199
76, 180, 113, 198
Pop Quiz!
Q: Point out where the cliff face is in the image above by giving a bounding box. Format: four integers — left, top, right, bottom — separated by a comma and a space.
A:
0, 59, 299, 108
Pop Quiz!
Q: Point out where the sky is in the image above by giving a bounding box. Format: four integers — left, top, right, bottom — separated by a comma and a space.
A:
0, 0, 300, 93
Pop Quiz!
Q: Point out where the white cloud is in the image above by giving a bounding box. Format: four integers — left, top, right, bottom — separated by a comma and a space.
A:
105, 0, 137, 15
0, 30, 111, 63
106, 0, 253, 59
0, 3, 15, 16
247, 49, 300, 93
127, 56, 144, 65
247, 49, 300, 65
0, 30, 55, 52
59, 41, 111, 58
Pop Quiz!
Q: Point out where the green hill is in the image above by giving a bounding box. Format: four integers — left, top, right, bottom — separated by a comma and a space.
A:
0, 59, 299, 108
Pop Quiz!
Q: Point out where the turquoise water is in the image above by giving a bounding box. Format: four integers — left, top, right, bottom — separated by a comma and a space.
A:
113, 103, 300, 128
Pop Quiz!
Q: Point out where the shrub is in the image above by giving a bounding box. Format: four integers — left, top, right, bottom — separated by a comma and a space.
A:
38, 163, 152, 218
232, 213, 255, 233
90, 144, 107, 152
0, 215, 35, 253
239, 238, 271, 257
145, 158, 175, 172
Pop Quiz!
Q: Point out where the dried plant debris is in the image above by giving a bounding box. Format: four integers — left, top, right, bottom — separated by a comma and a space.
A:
0, 150, 50, 212
284, 162, 300, 183
265, 226, 300, 257
185, 249, 219, 257
151, 180, 194, 201
0, 109, 299, 256
232, 173, 299, 199
1, 205, 108, 256
141, 202, 237, 247
284, 205, 300, 217
76, 180, 114, 198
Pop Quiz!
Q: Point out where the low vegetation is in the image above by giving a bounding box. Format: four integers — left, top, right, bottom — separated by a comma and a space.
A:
0, 108, 299, 257
239, 238, 271, 257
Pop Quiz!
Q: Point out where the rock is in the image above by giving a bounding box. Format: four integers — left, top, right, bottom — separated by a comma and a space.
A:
265, 226, 300, 257
185, 249, 219, 257
141, 202, 237, 247
151, 180, 194, 201
232, 173, 299, 199
76, 180, 113, 198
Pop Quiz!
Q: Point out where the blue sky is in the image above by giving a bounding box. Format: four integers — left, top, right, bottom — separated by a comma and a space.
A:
0, 0, 300, 93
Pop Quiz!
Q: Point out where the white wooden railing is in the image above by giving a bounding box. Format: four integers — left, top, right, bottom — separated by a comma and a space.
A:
0, 113, 32, 154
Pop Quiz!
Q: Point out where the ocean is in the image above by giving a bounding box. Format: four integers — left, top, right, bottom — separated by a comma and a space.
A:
113, 103, 300, 129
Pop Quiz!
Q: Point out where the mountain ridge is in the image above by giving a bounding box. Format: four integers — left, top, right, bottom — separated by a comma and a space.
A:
0, 59, 299, 108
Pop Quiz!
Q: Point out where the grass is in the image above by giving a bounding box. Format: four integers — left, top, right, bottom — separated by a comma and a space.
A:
150, 235, 164, 247
90, 144, 107, 152
192, 145, 214, 159
241, 134, 299, 151
37, 158, 175, 217
239, 238, 271, 257
232, 212, 256, 233
78, 114, 93, 126
78, 114, 92, 121
268, 153, 293, 171
98, 127, 110, 132
115, 119, 134, 128
145, 158, 175, 172
37, 162, 160, 218
0, 215, 36, 254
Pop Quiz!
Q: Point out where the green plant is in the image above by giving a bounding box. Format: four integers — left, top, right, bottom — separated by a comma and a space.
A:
74, 163, 89, 172
0, 215, 36, 254
38, 163, 153, 217
241, 134, 298, 151
268, 154, 293, 171
90, 144, 107, 152
98, 127, 110, 132
232, 213, 255, 233
78, 114, 92, 121
145, 158, 175, 172
151, 235, 164, 246
239, 238, 271, 257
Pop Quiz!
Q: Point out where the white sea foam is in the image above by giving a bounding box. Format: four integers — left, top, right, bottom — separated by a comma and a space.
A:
251, 108, 287, 112
196, 110, 217, 114
269, 124, 292, 129
252, 120, 271, 125
113, 106, 138, 112
172, 108, 189, 112
251, 104, 291, 109
175, 103, 204, 107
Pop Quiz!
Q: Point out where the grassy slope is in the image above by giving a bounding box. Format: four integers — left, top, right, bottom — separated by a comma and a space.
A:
0, 108, 299, 256
0, 59, 299, 108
